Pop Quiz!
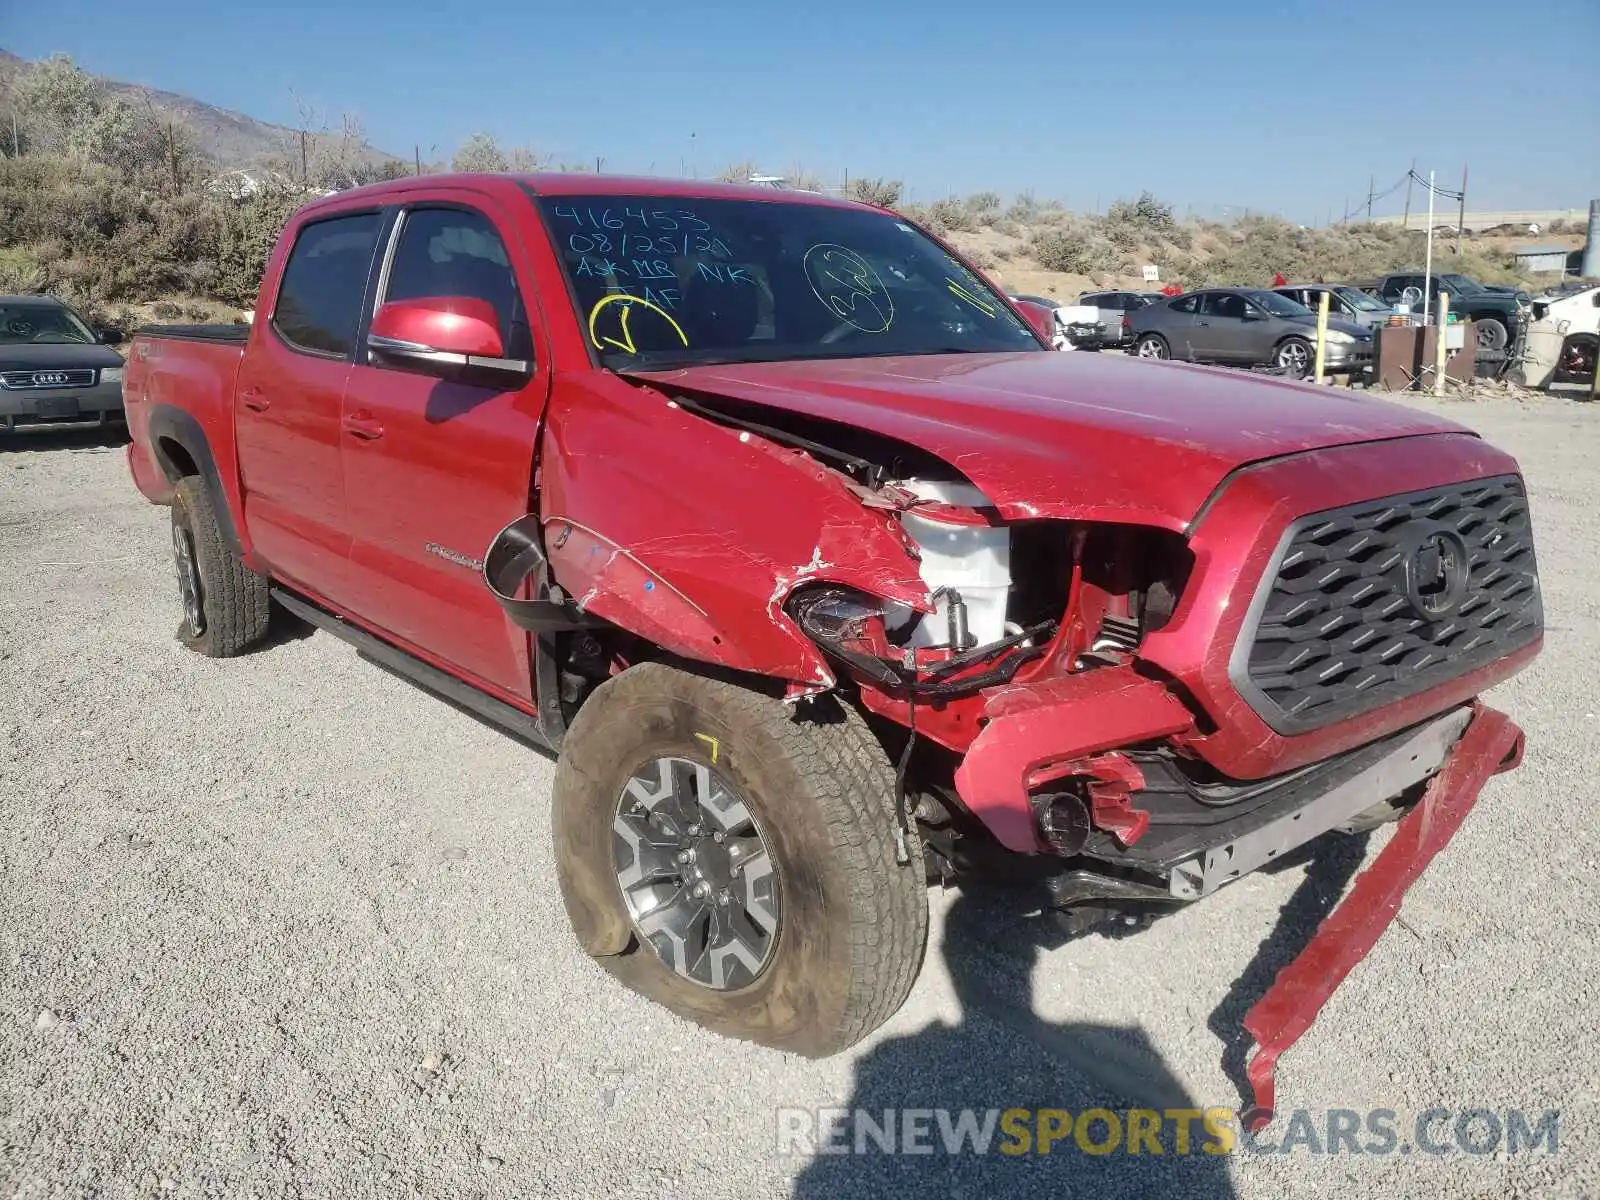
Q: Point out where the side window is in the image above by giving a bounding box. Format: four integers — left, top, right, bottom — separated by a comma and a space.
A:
1205, 293, 1247, 320
272, 212, 383, 356
383, 207, 533, 361
1170, 295, 1200, 314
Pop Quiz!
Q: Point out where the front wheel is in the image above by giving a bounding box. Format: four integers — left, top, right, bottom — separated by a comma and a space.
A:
1274, 336, 1313, 378
551, 662, 929, 1057
1134, 334, 1170, 360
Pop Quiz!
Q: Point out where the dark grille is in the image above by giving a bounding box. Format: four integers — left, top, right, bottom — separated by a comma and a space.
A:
1234, 474, 1541, 734
0, 369, 96, 389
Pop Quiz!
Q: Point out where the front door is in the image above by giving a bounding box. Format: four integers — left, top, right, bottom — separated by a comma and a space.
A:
234, 209, 385, 602
1191, 292, 1254, 362
339, 194, 551, 699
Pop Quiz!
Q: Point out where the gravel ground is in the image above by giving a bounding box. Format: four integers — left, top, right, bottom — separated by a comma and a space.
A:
1, 392, 1595, 1199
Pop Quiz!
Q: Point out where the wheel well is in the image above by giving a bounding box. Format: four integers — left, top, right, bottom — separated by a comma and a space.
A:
156, 435, 198, 481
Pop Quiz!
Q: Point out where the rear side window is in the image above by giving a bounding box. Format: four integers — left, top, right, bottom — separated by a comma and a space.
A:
383, 207, 533, 361
272, 212, 382, 356
1170, 295, 1200, 314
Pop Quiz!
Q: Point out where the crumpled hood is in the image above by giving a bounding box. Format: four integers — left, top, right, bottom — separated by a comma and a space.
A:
630, 351, 1475, 528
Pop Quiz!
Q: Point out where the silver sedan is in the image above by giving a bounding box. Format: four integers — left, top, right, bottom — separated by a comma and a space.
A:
1128, 286, 1374, 377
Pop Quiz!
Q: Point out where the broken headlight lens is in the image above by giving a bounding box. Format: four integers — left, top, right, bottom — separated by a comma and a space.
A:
787, 586, 902, 686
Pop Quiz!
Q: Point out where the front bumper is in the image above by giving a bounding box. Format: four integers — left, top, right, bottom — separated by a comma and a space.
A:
1241, 701, 1524, 1129
950, 664, 1526, 1123
1321, 342, 1374, 373
0, 381, 125, 426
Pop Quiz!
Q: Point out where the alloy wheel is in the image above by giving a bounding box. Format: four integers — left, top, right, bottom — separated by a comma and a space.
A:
612, 756, 780, 990
172, 523, 204, 638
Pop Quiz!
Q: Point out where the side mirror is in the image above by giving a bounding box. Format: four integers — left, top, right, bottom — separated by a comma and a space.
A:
1241, 309, 1264, 321
1012, 299, 1057, 344
97, 327, 125, 344
367, 296, 528, 381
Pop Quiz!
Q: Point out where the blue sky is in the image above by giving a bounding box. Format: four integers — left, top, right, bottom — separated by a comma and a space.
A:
5, 0, 1597, 224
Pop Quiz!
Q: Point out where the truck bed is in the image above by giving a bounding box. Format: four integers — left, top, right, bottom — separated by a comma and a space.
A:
123, 326, 250, 511
131, 323, 251, 344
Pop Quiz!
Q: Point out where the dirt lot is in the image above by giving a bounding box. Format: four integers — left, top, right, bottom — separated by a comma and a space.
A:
1, 390, 1596, 1199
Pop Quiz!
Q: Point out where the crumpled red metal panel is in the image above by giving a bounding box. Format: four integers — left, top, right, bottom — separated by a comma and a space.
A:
1240, 703, 1525, 1131
952, 667, 1196, 852
538, 374, 930, 685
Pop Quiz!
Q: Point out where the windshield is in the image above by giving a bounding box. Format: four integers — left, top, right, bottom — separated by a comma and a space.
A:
1246, 290, 1311, 318
538, 194, 1042, 368
0, 303, 96, 346
1337, 287, 1389, 312
1440, 274, 1485, 295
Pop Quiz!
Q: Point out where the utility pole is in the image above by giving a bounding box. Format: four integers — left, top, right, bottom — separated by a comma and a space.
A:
414, 145, 421, 176
1456, 163, 1468, 252
1403, 158, 1416, 230
10, 112, 17, 157
299, 129, 308, 186
1367, 174, 1374, 222
1423, 169, 1436, 328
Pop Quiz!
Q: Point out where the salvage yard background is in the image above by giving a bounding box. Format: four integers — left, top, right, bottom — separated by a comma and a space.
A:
1, 394, 1595, 1197
1, 52, 1588, 337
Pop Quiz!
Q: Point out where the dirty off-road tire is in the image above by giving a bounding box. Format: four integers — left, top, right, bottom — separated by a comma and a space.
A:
169, 476, 270, 658
551, 662, 929, 1057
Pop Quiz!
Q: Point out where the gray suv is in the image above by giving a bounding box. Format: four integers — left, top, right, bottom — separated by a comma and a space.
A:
1129, 286, 1373, 377
1078, 289, 1154, 348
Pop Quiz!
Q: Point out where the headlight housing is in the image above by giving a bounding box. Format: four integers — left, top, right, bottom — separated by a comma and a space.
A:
101, 367, 124, 383
1324, 330, 1356, 346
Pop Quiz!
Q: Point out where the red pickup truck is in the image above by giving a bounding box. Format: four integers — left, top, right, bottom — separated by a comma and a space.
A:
123, 173, 1542, 1123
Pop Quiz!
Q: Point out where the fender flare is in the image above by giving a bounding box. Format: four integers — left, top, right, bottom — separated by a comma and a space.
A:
145, 405, 243, 557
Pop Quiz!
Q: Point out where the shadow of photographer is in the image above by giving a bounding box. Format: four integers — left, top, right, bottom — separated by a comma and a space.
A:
791, 882, 1243, 1198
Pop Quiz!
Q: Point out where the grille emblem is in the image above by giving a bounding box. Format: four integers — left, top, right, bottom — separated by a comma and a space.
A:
33, 372, 71, 386
1405, 528, 1470, 621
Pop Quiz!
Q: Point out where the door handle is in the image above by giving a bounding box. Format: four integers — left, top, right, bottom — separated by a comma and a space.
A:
240, 388, 270, 412
343, 411, 385, 441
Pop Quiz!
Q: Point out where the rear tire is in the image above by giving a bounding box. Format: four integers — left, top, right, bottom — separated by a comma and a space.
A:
169, 476, 270, 658
1556, 334, 1597, 384
1135, 334, 1170, 360
551, 661, 929, 1057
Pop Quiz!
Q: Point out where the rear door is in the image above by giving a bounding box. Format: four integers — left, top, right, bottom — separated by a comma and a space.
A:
339, 189, 552, 699
234, 208, 384, 601
1159, 293, 1202, 358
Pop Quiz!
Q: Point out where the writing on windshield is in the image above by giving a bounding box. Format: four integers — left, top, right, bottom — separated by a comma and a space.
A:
538, 194, 1041, 367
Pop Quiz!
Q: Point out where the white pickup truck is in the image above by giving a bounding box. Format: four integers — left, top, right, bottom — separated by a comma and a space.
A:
1512, 283, 1599, 389
1008, 294, 1102, 350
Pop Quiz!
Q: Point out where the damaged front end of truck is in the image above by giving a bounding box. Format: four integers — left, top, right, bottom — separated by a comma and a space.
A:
485, 352, 1542, 1126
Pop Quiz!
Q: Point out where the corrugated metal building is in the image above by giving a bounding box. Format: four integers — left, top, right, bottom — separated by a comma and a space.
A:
1514, 245, 1575, 275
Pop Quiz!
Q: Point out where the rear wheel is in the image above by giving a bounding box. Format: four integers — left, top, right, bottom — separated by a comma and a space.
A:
1135, 334, 1170, 360
1557, 334, 1598, 383
551, 661, 929, 1056
169, 476, 270, 657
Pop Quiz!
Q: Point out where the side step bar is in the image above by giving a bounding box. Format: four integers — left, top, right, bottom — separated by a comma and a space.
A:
269, 587, 553, 751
